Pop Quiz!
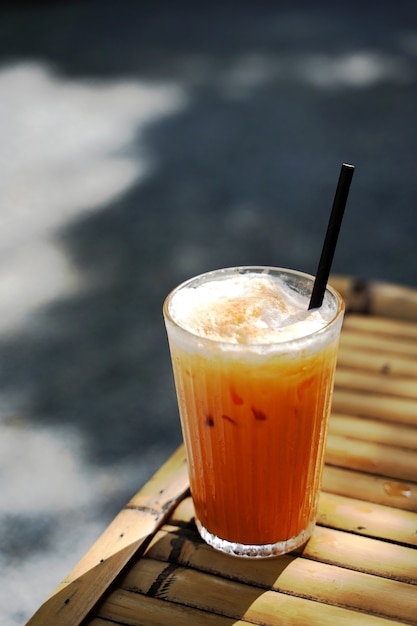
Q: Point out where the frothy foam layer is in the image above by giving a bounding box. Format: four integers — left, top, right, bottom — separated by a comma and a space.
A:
169, 272, 334, 344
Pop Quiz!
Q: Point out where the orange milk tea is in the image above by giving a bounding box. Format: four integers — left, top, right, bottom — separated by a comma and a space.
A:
164, 267, 344, 557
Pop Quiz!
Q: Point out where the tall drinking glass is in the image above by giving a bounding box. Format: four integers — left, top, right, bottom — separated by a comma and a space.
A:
164, 267, 344, 558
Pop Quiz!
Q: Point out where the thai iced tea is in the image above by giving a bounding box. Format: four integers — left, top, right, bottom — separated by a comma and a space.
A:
164, 267, 344, 557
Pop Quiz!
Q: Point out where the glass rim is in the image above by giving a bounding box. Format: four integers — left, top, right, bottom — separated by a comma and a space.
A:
163, 265, 345, 350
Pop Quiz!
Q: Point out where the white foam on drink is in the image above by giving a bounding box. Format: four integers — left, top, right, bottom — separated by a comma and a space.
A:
169, 272, 335, 344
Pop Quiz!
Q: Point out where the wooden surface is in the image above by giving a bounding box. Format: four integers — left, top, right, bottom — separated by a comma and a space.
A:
27, 276, 417, 626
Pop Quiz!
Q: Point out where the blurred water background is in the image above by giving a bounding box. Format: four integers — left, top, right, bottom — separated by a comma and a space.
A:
0, 1, 417, 623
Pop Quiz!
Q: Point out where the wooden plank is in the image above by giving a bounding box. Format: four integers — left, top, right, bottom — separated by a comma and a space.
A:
27, 446, 189, 626
140, 528, 417, 625
332, 388, 417, 426
325, 433, 417, 481
322, 465, 417, 512
117, 557, 408, 626
329, 414, 417, 450
318, 491, 417, 546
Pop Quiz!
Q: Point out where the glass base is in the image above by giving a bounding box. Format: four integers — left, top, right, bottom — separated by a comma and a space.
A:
195, 518, 316, 558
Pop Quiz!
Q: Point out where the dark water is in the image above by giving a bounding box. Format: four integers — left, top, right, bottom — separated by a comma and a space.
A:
0, 1, 416, 623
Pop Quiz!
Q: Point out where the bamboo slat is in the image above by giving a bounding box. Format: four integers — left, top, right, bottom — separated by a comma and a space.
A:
322, 465, 417, 512
304, 525, 417, 584
332, 388, 417, 425
27, 277, 417, 626
318, 491, 417, 546
96, 588, 252, 626
330, 275, 417, 320
325, 433, 417, 481
329, 414, 417, 450
161, 496, 417, 587
26, 446, 189, 626
339, 329, 417, 358
337, 344, 417, 377
117, 557, 408, 626
168, 492, 417, 555
139, 526, 417, 624
335, 368, 417, 399
341, 314, 417, 340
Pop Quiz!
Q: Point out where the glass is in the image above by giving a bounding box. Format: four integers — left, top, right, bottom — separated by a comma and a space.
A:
164, 267, 344, 558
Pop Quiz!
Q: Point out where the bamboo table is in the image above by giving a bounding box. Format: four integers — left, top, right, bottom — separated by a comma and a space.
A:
27, 277, 417, 626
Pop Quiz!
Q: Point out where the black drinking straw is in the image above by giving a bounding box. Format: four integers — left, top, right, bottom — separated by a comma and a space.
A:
308, 163, 355, 310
